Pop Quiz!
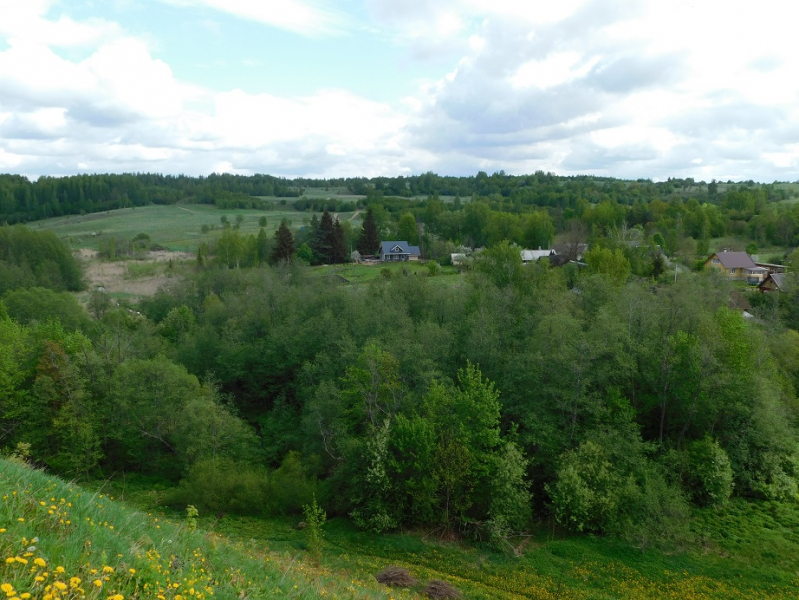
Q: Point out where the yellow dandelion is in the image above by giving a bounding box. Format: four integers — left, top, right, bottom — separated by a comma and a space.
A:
34, 558, 47, 567
54, 582, 67, 591
55, 566, 65, 574
1, 583, 15, 594
93, 580, 103, 588
128, 569, 135, 575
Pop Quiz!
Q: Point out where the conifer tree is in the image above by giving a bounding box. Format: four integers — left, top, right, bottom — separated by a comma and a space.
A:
270, 220, 295, 264
256, 227, 269, 265
331, 218, 348, 264
357, 207, 380, 255
313, 211, 334, 264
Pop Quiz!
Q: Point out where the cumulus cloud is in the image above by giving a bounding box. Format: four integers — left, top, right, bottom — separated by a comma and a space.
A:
393, 0, 799, 179
0, 0, 797, 180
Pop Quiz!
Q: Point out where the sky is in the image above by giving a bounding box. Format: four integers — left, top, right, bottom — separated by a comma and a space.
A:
0, 0, 797, 182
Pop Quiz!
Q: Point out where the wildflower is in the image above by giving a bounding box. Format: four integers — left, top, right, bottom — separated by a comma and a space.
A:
55, 567, 65, 574
14, 557, 27, 565
128, 569, 135, 575
54, 582, 67, 591
1, 583, 15, 594
4, 558, 15, 564
70, 577, 81, 588
103, 566, 114, 573
34, 558, 47, 567
93, 580, 102, 588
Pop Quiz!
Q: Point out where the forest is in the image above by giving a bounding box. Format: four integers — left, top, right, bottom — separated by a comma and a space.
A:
3, 202, 799, 554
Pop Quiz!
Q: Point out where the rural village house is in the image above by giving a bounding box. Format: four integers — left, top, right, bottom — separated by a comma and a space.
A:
380, 241, 421, 262
759, 272, 787, 292
704, 251, 767, 284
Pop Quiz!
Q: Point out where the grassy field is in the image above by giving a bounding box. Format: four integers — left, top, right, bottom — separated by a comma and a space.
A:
25, 204, 355, 253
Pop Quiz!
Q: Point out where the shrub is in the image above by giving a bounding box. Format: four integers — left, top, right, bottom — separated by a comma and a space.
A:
167, 457, 270, 515
302, 494, 326, 561
683, 437, 734, 506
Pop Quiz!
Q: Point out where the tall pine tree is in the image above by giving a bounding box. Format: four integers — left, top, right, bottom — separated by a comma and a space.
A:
270, 220, 295, 264
357, 207, 380, 255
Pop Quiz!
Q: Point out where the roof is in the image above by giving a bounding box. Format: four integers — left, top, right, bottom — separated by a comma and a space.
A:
521, 249, 555, 262
760, 272, 787, 291
711, 251, 757, 270
380, 241, 421, 255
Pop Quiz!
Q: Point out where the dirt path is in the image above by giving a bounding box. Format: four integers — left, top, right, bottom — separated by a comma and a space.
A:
348, 210, 361, 222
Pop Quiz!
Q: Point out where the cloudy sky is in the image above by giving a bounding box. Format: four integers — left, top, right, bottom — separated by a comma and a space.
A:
0, 0, 797, 181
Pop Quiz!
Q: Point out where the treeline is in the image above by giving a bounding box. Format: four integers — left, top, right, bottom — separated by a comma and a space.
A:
0, 225, 84, 294
0, 173, 302, 223
4, 231, 799, 545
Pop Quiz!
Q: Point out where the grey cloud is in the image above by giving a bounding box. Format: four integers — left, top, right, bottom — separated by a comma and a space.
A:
587, 53, 687, 93
664, 99, 787, 137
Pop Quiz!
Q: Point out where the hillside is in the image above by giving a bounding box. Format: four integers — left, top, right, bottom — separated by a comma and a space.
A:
0, 458, 404, 599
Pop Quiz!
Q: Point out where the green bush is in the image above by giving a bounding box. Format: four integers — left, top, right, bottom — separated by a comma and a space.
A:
683, 437, 734, 506
167, 457, 270, 515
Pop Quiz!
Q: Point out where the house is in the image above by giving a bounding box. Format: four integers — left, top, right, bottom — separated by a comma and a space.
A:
704, 251, 766, 284
553, 242, 588, 261
520, 248, 556, 264
380, 241, 421, 262
758, 272, 787, 292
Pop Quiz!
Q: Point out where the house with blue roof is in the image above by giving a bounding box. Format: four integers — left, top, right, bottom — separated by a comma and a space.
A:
380, 241, 421, 262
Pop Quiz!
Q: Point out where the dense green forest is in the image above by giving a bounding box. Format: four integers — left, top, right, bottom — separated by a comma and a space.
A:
3, 173, 799, 257
3, 222, 799, 553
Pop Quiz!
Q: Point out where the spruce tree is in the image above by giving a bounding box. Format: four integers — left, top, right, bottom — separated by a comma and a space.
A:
314, 211, 334, 264
270, 220, 295, 264
256, 227, 269, 265
357, 207, 380, 255
331, 218, 348, 264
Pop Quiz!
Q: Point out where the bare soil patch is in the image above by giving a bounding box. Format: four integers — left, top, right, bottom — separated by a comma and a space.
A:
80, 249, 192, 299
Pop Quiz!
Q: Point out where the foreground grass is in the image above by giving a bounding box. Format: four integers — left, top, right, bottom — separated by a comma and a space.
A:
0, 459, 402, 599
6, 459, 799, 598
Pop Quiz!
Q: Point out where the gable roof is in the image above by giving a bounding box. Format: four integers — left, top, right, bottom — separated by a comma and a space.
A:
711, 251, 757, 270
380, 241, 421, 255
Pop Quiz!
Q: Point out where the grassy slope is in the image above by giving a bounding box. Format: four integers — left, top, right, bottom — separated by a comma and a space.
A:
0, 459, 401, 599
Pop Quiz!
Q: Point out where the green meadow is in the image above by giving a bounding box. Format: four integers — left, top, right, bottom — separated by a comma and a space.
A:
25, 204, 357, 253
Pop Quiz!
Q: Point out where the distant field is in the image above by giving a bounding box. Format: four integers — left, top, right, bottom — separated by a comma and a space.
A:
26, 203, 354, 252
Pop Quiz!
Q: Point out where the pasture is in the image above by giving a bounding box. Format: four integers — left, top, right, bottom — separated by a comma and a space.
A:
26, 203, 356, 252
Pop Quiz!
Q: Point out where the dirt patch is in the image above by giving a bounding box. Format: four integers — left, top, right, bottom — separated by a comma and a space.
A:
80, 249, 192, 299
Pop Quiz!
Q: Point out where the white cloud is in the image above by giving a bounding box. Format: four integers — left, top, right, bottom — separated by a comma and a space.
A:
0, 0, 121, 47
159, 0, 345, 36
